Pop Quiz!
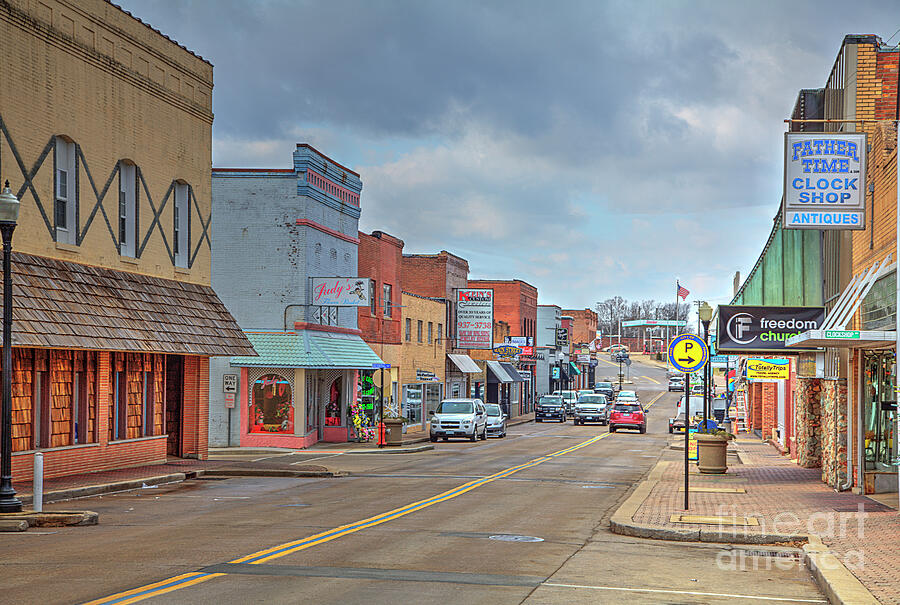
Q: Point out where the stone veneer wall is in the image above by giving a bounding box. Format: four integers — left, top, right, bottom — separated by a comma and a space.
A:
795, 377, 822, 468
820, 378, 848, 488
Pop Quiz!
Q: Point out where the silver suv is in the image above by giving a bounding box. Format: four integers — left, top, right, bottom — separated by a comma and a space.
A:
429, 398, 488, 442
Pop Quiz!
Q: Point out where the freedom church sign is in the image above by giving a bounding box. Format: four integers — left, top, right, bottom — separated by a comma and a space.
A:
783, 132, 866, 230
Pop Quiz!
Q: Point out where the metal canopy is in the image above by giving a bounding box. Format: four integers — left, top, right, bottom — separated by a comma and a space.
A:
485, 360, 513, 383
786, 330, 897, 350
499, 362, 526, 382
820, 253, 893, 331
447, 353, 481, 373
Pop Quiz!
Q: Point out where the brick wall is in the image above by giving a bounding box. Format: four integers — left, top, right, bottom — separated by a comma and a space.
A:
761, 382, 777, 440
0, 0, 214, 284
399, 292, 446, 387
358, 231, 403, 345
562, 309, 598, 345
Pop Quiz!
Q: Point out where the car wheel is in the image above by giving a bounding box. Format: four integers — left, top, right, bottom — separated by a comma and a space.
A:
442, 437, 448, 441
536, 418, 542, 423
640, 425, 646, 434
480, 426, 487, 440
430, 434, 438, 442
470, 430, 477, 442
609, 426, 616, 432
559, 417, 565, 423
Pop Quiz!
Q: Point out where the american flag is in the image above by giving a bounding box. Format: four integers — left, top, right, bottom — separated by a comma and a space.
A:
677, 282, 690, 300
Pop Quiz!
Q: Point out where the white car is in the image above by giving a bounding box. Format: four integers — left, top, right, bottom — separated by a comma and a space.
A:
429, 399, 488, 442
553, 390, 578, 415
484, 403, 507, 437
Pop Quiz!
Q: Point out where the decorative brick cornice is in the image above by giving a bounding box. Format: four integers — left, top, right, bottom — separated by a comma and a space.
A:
295, 219, 360, 244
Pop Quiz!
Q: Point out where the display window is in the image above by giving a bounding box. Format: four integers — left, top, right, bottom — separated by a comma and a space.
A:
249, 373, 293, 433
326, 378, 342, 426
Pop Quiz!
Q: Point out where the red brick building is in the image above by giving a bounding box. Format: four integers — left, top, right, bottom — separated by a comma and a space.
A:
401, 251, 478, 399
468, 279, 538, 412
562, 308, 598, 347
358, 231, 404, 418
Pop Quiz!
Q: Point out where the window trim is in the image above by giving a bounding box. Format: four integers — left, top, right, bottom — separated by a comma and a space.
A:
173, 183, 190, 268
405, 318, 411, 342
417, 320, 423, 343
54, 137, 77, 245
118, 162, 137, 257
383, 284, 392, 318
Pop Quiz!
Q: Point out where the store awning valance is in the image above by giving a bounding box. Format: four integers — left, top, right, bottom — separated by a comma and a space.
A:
485, 360, 513, 383
448, 353, 481, 373
569, 362, 582, 375
6, 252, 254, 356
231, 330, 384, 369
786, 330, 897, 350
500, 362, 526, 382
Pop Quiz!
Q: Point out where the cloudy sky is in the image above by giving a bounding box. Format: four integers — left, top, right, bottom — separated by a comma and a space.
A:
120, 0, 900, 311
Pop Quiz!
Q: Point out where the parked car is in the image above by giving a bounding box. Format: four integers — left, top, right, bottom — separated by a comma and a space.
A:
576, 389, 594, 400
536, 395, 566, 422
668, 376, 684, 392
484, 403, 507, 438
593, 381, 615, 399
574, 394, 609, 425
668, 395, 704, 433
429, 399, 487, 442
609, 402, 646, 433
553, 390, 578, 416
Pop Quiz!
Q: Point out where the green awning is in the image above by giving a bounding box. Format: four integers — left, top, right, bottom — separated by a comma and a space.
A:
231, 330, 384, 369
569, 362, 581, 375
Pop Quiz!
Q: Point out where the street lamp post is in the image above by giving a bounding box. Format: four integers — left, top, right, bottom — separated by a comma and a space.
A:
699, 302, 713, 429
0, 181, 21, 513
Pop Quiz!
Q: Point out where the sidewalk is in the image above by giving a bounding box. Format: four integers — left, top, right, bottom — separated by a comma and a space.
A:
611, 435, 900, 604
13, 414, 535, 507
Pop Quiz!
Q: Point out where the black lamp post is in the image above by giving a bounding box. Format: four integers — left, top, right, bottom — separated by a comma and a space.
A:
699, 302, 713, 429
0, 181, 21, 513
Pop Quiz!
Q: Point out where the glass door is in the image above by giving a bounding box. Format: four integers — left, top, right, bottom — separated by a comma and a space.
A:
864, 352, 897, 471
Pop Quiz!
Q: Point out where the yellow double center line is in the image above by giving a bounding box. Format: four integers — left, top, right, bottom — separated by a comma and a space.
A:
86, 432, 611, 604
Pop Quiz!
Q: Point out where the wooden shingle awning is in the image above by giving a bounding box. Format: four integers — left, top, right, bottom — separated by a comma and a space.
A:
5, 252, 256, 356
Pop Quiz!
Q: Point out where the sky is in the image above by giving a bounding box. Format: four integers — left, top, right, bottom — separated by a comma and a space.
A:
118, 0, 900, 313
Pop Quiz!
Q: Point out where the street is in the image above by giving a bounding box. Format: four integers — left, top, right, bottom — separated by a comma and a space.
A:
1, 358, 824, 605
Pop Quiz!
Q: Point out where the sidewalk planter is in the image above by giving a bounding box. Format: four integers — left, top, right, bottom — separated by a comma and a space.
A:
696, 433, 729, 474
383, 418, 405, 446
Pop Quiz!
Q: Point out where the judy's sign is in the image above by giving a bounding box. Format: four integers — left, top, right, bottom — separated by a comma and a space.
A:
783, 133, 866, 230
310, 277, 371, 306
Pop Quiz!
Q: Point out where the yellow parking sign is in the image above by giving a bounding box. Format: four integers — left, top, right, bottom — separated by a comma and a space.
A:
667, 334, 709, 374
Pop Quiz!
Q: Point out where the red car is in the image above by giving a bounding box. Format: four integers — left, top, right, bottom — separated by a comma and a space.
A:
608, 403, 646, 434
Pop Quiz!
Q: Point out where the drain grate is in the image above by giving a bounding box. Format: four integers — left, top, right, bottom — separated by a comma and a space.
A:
670, 514, 759, 526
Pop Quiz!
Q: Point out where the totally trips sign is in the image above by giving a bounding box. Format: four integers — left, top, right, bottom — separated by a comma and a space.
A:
747, 358, 790, 381
783, 132, 866, 230
310, 277, 371, 306
456, 289, 493, 349
717, 305, 825, 353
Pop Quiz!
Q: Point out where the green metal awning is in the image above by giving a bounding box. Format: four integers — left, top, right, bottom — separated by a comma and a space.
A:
569, 362, 581, 375
231, 330, 384, 369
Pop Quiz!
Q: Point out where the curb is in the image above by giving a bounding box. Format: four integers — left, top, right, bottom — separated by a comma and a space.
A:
340, 444, 434, 455
803, 536, 879, 605
0, 510, 99, 527
20, 473, 187, 505
202, 469, 346, 478
609, 460, 879, 604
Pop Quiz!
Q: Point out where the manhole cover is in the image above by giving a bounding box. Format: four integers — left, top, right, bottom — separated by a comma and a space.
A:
489, 534, 544, 542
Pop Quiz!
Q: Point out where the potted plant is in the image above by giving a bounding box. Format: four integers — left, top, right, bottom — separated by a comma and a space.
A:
382, 415, 408, 446
695, 426, 735, 474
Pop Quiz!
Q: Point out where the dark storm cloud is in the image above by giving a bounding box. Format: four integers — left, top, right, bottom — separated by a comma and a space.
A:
118, 0, 900, 307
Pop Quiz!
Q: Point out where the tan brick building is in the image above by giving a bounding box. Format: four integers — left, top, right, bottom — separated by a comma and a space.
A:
400, 291, 447, 430
0, 0, 251, 486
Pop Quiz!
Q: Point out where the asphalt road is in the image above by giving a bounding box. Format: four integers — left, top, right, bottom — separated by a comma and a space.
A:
1, 357, 825, 604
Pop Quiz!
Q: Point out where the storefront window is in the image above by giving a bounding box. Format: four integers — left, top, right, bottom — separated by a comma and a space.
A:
864, 352, 897, 471
404, 384, 423, 425
424, 383, 442, 418
326, 378, 342, 426
250, 373, 293, 433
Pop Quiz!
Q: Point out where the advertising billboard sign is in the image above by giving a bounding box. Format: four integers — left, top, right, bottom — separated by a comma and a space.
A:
717, 305, 825, 353
456, 289, 493, 349
555, 328, 569, 348
310, 277, 371, 306
783, 132, 866, 230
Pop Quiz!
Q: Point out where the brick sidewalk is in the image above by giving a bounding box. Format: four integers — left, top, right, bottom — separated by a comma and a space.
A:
631, 436, 900, 604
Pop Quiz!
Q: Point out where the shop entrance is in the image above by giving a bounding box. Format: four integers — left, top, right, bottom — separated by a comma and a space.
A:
863, 352, 897, 490
165, 355, 183, 457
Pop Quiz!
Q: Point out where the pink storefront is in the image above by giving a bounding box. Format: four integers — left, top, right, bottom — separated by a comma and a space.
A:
230, 325, 385, 447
